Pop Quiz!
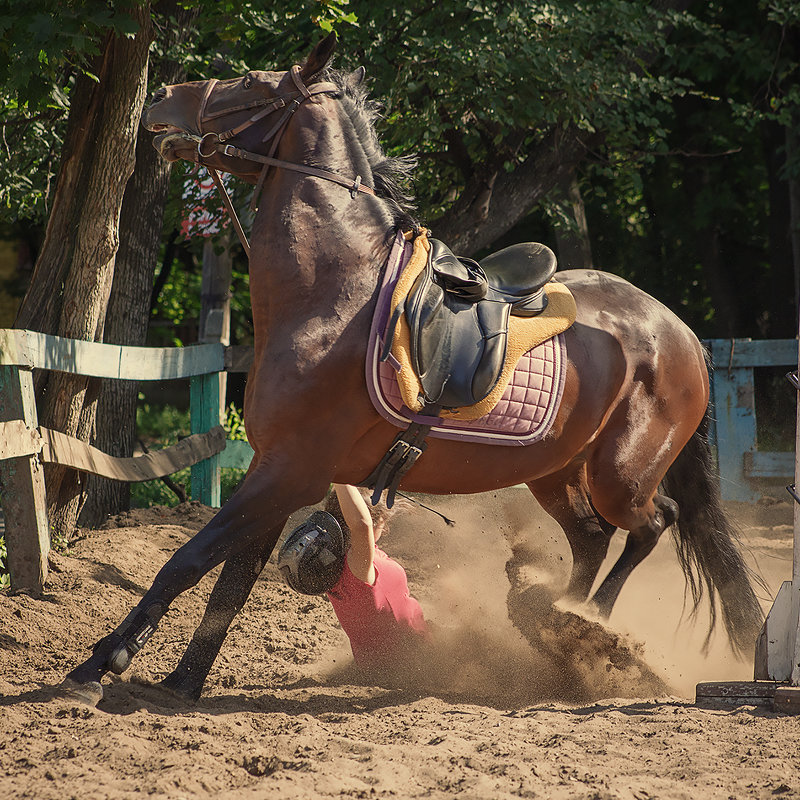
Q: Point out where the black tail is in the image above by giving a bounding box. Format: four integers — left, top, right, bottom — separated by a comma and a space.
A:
661, 405, 765, 657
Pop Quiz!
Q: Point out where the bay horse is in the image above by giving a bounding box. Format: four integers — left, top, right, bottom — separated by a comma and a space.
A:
64, 34, 762, 703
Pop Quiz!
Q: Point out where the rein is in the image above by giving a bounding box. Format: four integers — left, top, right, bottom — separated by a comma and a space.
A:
194, 65, 376, 257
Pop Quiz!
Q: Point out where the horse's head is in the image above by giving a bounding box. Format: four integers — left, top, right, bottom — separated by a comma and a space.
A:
142, 34, 338, 184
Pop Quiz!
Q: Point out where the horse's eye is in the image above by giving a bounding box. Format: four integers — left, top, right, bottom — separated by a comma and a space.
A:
243, 75, 253, 89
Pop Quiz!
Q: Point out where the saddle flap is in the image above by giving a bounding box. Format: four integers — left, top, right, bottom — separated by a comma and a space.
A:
405, 242, 510, 408
406, 269, 446, 383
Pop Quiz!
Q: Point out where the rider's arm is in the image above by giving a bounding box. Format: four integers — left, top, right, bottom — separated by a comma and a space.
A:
333, 484, 376, 585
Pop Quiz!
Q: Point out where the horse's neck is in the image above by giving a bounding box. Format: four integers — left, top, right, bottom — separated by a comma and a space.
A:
248, 102, 394, 348
251, 188, 389, 293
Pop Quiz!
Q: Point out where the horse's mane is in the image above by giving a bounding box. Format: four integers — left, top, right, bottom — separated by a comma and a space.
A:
324, 69, 420, 235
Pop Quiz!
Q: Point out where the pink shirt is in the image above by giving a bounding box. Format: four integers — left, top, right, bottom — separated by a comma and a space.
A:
327, 547, 430, 670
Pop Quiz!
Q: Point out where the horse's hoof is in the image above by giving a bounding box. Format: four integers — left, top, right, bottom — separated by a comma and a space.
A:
58, 678, 104, 707
160, 673, 202, 702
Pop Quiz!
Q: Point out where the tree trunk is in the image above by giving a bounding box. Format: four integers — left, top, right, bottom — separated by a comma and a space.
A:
78, 123, 171, 526
432, 128, 601, 256
14, 6, 153, 542
80, 3, 198, 527
553, 170, 594, 270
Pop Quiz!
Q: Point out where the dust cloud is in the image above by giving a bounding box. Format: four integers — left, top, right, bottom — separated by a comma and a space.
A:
316, 486, 793, 704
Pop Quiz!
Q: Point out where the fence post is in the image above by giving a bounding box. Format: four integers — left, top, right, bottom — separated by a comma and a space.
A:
190, 371, 221, 507
0, 365, 50, 594
194, 239, 232, 509
708, 338, 759, 503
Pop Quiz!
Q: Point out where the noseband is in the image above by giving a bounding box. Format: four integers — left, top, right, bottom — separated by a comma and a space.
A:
193, 65, 376, 257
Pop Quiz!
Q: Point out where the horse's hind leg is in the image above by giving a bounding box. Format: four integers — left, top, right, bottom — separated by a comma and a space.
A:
590, 493, 677, 617
527, 466, 617, 604
160, 529, 279, 701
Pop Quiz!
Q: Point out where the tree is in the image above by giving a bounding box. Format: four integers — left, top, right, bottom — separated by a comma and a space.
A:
577, 0, 800, 339
7, 0, 153, 541
80, 1, 199, 527
3, 0, 796, 540
325, 1, 694, 254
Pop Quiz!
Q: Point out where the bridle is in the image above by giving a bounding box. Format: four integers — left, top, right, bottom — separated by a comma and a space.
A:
192, 65, 376, 258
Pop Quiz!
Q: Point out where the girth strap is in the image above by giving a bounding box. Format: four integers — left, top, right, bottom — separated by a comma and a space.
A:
360, 405, 441, 508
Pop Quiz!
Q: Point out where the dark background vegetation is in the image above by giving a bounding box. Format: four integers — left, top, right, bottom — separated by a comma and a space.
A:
0, 0, 797, 536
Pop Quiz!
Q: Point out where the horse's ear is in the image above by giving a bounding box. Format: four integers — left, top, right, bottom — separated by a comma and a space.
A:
346, 66, 366, 89
299, 32, 337, 82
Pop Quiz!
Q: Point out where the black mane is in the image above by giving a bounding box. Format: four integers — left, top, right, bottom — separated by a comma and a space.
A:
325, 69, 420, 235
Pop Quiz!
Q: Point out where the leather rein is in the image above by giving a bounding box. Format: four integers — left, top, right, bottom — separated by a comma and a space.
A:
194, 65, 376, 258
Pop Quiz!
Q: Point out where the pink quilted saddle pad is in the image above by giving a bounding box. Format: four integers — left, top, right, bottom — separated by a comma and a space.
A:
365, 233, 568, 446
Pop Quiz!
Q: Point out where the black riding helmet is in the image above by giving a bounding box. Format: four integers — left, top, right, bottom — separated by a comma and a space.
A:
276, 510, 347, 595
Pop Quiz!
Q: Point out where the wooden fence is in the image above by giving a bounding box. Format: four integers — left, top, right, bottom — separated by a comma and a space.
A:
0, 329, 253, 594
707, 338, 797, 502
0, 329, 795, 593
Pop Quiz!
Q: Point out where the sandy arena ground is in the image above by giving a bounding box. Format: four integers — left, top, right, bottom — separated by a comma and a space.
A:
1, 489, 798, 799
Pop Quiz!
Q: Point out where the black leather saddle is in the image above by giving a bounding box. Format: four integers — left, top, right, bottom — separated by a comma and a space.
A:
388, 238, 556, 409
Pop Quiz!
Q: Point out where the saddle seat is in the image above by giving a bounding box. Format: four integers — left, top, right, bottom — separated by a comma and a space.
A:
384, 233, 575, 415
482, 242, 557, 316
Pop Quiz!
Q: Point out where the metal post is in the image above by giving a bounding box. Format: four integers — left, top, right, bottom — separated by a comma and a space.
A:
791, 339, 800, 686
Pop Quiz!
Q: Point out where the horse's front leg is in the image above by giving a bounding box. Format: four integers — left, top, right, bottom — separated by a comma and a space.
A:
160, 522, 283, 701
63, 459, 325, 703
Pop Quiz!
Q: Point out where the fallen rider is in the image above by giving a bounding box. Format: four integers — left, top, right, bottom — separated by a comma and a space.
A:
277, 484, 432, 673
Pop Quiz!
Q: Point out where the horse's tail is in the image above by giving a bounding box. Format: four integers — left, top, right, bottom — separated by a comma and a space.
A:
661, 403, 765, 657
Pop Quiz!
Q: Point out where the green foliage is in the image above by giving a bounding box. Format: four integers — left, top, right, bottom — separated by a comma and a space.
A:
0, 0, 143, 109
325, 1, 693, 217
572, 1, 800, 337
131, 401, 248, 508
130, 400, 190, 506
0, 95, 67, 223
224, 402, 248, 441
136, 399, 191, 443
151, 260, 202, 347
178, 0, 358, 76
130, 467, 189, 508
220, 469, 247, 503
0, 0, 146, 224
147, 235, 252, 347
3, 0, 799, 342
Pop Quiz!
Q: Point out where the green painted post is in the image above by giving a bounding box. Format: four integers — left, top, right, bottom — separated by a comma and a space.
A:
0, 365, 50, 593
190, 372, 222, 507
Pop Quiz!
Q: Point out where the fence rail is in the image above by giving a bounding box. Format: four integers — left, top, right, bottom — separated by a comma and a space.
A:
0, 330, 794, 592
